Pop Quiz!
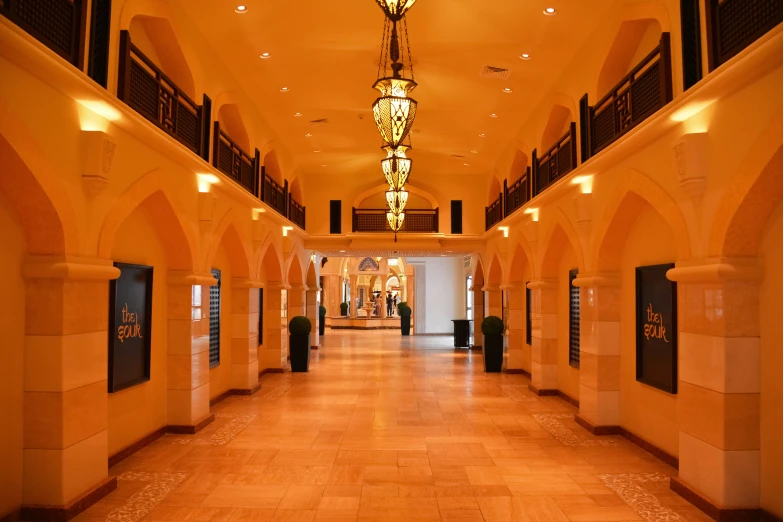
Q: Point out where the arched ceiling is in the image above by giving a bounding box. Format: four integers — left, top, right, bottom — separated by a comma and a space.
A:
178, 0, 616, 180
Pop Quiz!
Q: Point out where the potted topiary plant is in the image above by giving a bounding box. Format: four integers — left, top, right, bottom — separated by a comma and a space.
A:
288, 316, 312, 372
340, 302, 349, 316
481, 316, 504, 372
399, 304, 412, 336
319, 305, 326, 336
397, 301, 408, 316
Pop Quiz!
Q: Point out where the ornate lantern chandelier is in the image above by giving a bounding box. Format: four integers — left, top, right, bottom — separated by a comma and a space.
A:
381, 145, 411, 191
372, 16, 418, 149
373, 0, 417, 21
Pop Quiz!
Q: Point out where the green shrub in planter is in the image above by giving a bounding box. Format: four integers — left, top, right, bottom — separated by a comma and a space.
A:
481, 316, 504, 372
288, 316, 312, 372
399, 304, 412, 336
397, 301, 408, 315
318, 306, 326, 336
319, 305, 327, 316
340, 302, 349, 316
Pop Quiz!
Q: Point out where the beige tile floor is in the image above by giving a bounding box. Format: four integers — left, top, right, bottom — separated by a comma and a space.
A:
76, 331, 713, 522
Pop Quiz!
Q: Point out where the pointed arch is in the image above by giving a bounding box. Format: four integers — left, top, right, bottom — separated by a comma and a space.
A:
537, 209, 586, 278
306, 259, 318, 287
709, 110, 783, 257
488, 177, 502, 206
290, 178, 303, 204
472, 257, 485, 287
508, 239, 534, 284
592, 170, 691, 271
98, 171, 196, 270
510, 150, 530, 183
541, 101, 573, 152
263, 149, 283, 185
353, 183, 438, 209
257, 237, 283, 282
286, 252, 304, 286
0, 101, 79, 255
203, 208, 252, 278
487, 254, 504, 287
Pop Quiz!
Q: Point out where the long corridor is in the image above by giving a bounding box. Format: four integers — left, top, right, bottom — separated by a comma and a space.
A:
81, 331, 710, 522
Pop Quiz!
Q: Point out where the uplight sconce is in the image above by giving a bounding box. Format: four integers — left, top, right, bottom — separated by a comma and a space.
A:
282, 226, 294, 237
197, 173, 219, 192
498, 226, 509, 238
671, 99, 715, 133
524, 207, 539, 222
77, 100, 121, 131
252, 207, 266, 220
571, 175, 593, 194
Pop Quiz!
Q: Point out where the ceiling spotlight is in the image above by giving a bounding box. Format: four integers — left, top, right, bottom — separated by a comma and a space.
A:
313, 150, 321, 153
280, 87, 290, 92
463, 163, 470, 166
519, 53, 531, 60
260, 52, 271, 59
235, 5, 248, 13
471, 150, 478, 154
321, 164, 328, 167
544, 7, 557, 15
294, 112, 302, 117
489, 113, 498, 118
305, 133, 313, 137
479, 133, 486, 137
503, 88, 513, 93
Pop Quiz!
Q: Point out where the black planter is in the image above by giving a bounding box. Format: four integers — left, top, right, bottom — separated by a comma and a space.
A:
340, 308, 348, 317
400, 315, 411, 336
290, 334, 311, 372
482, 334, 503, 372
319, 316, 326, 336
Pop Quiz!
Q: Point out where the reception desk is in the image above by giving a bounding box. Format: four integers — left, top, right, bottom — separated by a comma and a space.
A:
330, 317, 401, 330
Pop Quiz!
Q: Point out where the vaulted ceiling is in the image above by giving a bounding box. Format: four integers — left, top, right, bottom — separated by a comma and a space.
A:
179, 0, 617, 180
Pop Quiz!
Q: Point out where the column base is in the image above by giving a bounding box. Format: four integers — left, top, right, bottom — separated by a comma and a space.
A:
574, 414, 621, 435
108, 427, 167, 467
209, 382, 263, 407
505, 368, 531, 377
167, 413, 215, 434
259, 368, 285, 377
528, 383, 557, 396
19, 476, 117, 522
670, 477, 776, 522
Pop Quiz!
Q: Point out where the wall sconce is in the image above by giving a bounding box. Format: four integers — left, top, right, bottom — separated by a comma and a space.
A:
77, 100, 121, 131
571, 175, 593, 194
252, 207, 266, 220
197, 173, 219, 192
497, 226, 509, 238
282, 226, 294, 236
671, 99, 715, 133
524, 207, 539, 221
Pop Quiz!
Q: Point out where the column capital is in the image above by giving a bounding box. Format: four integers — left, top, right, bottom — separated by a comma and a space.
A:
499, 282, 526, 290
666, 258, 762, 283
168, 271, 218, 286
482, 286, 500, 292
290, 284, 308, 292
572, 273, 621, 288
527, 278, 558, 289
232, 278, 265, 288
306, 287, 322, 292
265, 282, 290, 291
23, 256, 120, 281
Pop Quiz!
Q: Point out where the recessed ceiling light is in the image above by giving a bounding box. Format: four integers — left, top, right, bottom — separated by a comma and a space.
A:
544, 7, 557, 15
321, 164, 328, 167
260, 52, 271, 59
305, 133, 313, 137
519, 53, 531, 60
479, 133, 486, 137
489, 113, 498, 118
471, 150, 478, 154
280, 87, 290, 92
294, 112, 302, 117
235, 5, 248, 13
313, 150, 321, 153
463, 163, 470, 166
503, 88, 513, 93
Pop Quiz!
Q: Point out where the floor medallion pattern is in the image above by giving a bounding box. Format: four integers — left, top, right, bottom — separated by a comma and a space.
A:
258, 384, 292, 400
498, 384, 542, 401
598, 473, 682, 522
532, 413, 618, 446
106, 472, 187, 522
171, 412, 256, 446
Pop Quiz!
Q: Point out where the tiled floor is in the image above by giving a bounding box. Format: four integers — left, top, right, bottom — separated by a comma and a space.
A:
78, 331, 712, 522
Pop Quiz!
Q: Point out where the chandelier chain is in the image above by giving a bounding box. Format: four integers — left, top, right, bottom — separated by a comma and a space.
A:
377, 18, 390, 80
403, 17, 414, 81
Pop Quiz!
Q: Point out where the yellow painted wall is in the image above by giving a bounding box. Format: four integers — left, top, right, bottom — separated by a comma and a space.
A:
0, 198, 24, 518
209, 246, 233, 399
107, 206, 169, 456
619, 206, 679, 457
759, 205, 783, 518
557, 247, 580, 401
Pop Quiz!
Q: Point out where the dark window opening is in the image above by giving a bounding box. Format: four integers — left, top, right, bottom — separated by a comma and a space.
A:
569, 269, 580, 368
209, 269, 221, 368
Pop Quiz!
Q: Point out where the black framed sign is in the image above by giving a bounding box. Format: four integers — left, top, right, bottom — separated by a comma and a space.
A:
108, 262, 153, 392
635, 263, 677, 393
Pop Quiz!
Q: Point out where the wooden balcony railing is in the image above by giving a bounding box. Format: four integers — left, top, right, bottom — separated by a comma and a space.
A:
289, 194, 306, 230
581, 33, 672, 159
485, 195, 503, 231
260, 167, 288, 217
0, 0, 86, 68
504, 167, 531, 218
118, 31, 208, 157
213, 121, 259, 197
352, 208, 439, 233
532, 122, 577, 197
706, 0, 782, 71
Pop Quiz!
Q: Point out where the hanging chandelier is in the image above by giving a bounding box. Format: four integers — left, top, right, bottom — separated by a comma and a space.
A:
386, 189, 408, 214
381, 145, 411, 191
373, 0, 417, 21
372, 16, 418, 149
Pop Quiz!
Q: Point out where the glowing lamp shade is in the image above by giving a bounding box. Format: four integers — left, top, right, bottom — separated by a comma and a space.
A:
381, 146, 411, 190
386, 189, 409, 214
387, 211, 406, 232
374, 0, 417, 21
372, 78, 418, 148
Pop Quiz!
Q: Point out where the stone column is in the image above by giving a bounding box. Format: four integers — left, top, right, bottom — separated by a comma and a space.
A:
349, 275, 358, 317
230, 281, 261, 394
400, 275, 407, 302
472, 285, 485, 348
528, 279, 558, 393
380, 276, 388, 318
22, 257, 118, 512
573, 274, 621, 432
503, 283, 526, 370
306, 286, 320, 349
668, 260, 761, 510
289, 284, 306, 320
167, 271, 216, 431
484, 286, 502, 318
260, 282, 287, 371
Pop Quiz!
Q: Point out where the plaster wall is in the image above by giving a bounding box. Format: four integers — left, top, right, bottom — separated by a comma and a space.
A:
406, 257, 464, 334
556, 247, 580, 401
209, 246, 233, 400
